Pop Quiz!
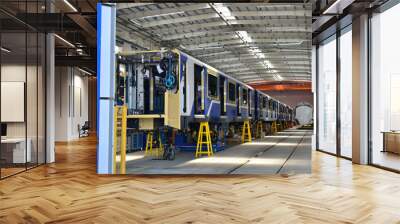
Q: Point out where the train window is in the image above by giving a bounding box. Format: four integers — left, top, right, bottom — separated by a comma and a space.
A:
242, 88, 248, 105
263, 97, 267, 108
208, 74, 218, 98
228, 82, 235, 102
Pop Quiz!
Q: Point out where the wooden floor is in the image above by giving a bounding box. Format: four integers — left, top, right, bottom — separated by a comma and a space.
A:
1, 134, 400, 223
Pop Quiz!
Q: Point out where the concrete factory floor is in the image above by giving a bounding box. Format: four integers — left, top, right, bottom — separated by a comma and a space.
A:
124, 129, 311, 174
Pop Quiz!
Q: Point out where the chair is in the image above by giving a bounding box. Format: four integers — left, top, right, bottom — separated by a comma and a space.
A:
79, 121, 90, 138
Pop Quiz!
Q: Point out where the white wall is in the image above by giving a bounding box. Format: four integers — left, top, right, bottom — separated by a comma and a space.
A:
1, 63, 46, 164
55, 67, 89, 141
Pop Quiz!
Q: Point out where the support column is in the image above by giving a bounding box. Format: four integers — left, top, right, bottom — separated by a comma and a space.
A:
352, 14, 369, 164
97, 4, 116, 174
45, 1, 55, 163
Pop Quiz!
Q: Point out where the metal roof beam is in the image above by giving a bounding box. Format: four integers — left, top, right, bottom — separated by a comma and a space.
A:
141, 22, 311, 33
162, 30, 310, 41
137, 17, 309, 28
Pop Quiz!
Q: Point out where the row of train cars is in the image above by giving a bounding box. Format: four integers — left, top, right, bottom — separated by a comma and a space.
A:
115, 49, 296, 155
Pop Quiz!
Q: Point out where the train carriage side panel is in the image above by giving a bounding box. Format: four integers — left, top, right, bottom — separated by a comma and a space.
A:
204, 67, 221, 120
226, 80, 237, 121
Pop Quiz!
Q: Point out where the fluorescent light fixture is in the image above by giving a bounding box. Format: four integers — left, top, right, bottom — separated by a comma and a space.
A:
244, 77, 264, 82
54, 34, 75, 48
129, 19, 142, 27
276, 41, 304, 46
274, 74, 283, 81
186, 45, 223, 51
256, 53, 265, 58
78, 67, 93, 76
1, 47, 11, 53
264, 60, 274, 68
240, 75, 260, 79
237, 31, 252, 43
115, 46, 121, 54
212, 3, 235, 20
63, 0, 78, 12
322, 0, 352, 15
249, 48, 261, 53
141, 11, 185, 19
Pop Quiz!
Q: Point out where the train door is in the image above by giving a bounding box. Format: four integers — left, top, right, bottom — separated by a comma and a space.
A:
181, 57, 187, 114
236, 84, 241, 116
219, 75, 226, 115
248, 89, 252, 117
194, 64, 203, 114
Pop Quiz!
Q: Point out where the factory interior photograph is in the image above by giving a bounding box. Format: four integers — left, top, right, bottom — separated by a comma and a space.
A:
97, 3, 313, 175
1, 0, 400, 223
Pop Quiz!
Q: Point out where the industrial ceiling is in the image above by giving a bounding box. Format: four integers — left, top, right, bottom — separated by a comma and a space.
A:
117, 3, 312, 84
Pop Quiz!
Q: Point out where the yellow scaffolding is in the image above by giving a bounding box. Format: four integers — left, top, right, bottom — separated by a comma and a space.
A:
113, 105, 127, 174
242, 120, 252, 143
195, 122, 213, 158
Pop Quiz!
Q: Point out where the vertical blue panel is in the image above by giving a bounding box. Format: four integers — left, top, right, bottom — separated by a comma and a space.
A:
97, 3, 116, 174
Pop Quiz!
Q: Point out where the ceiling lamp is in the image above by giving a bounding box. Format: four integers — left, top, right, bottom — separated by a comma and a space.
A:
237, 31, 252, 43
141, 11, 185, 19
54, 34, 75, 48
1, 47, 11, 53
63, 0, 78, 12
212, 3, 235, 20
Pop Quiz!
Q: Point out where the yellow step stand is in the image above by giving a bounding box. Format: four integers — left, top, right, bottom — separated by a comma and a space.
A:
256, 121, 263, 139
196, 122, 213, 158
145, 132, 153, 156
145, 132, 164, 158
242, 120, 252, 143
271, 121, 277, 134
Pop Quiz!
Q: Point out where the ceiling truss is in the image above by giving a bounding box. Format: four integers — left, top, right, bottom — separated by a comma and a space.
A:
117, 3, 312, 83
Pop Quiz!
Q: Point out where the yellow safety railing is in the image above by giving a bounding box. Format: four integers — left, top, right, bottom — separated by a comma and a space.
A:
113, 105, 127, 174
195, 122, 213, 157
242, 120, 252, 143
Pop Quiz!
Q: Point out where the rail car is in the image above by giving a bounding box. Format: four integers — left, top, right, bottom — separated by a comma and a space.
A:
115, 49, 293, 156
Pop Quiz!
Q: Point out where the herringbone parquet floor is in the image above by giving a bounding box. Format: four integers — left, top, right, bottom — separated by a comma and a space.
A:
1, 132, 400, 224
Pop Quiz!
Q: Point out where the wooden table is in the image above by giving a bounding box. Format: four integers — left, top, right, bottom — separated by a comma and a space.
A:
382, 131, 400, 154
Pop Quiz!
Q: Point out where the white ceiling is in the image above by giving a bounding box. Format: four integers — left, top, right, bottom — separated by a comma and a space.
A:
117, 3, 312, 84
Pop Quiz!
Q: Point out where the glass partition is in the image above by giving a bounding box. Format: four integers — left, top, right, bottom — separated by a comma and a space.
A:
370, 3, 400, 171
1, 30, 28, 177
0, 0, 46, 179
317, 35, 337, 154
339, 27, 352, 158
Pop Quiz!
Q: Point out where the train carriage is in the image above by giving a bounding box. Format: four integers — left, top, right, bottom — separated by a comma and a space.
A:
115, 49, 294, 155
